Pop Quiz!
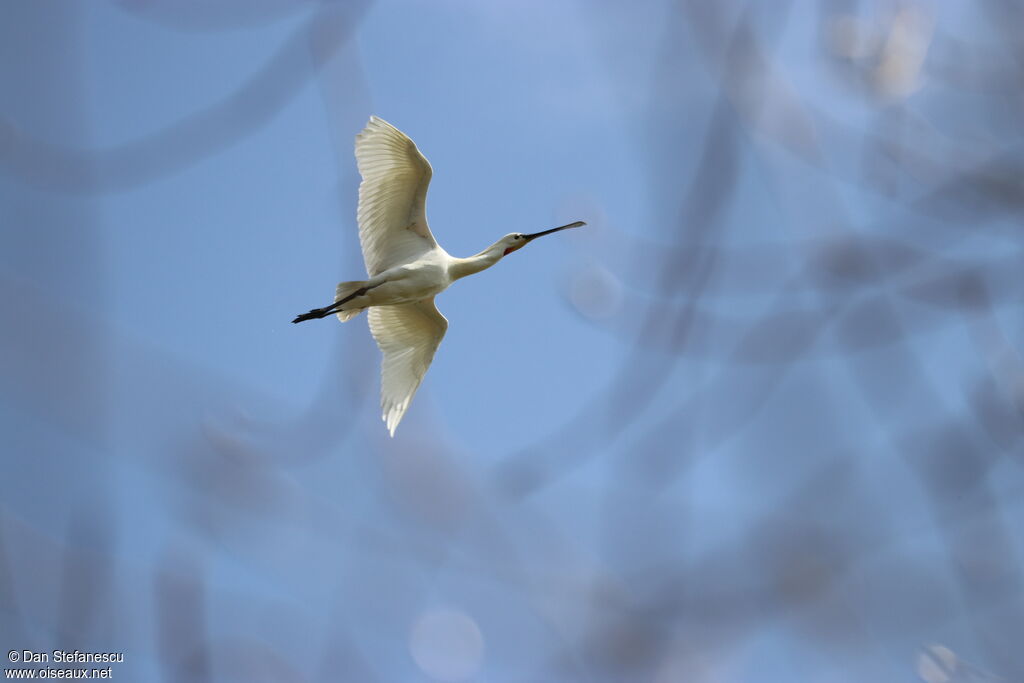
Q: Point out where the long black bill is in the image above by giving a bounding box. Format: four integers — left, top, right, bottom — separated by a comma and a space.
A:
522, 220, 586, 242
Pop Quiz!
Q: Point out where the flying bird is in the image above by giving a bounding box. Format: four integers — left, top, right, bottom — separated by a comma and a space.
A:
293, 116, 585, 436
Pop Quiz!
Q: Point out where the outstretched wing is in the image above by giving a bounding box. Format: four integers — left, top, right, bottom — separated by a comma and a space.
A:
367, 298, 448, 436
354, 116, 438, 276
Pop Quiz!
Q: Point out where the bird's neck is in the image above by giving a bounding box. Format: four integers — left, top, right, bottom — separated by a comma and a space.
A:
448, 243, 504, 280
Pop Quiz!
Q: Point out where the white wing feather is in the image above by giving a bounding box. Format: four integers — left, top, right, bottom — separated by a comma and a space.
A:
368, 298, 448, 436
355, 116, 437, 276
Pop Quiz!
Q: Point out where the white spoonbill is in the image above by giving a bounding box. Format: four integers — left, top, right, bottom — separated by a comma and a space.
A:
293, 116, 585, 436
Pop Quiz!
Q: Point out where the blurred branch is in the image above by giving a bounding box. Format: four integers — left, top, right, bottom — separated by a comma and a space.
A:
0, 1, 366, 193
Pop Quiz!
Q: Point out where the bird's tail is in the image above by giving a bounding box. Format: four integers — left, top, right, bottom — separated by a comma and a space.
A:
334, 281, 366, 322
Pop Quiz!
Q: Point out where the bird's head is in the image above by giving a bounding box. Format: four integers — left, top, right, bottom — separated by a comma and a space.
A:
499, 221, 586, 256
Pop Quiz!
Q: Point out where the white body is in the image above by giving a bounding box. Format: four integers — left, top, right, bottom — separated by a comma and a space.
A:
302, 116, 581, 435
348, 254, 453, 308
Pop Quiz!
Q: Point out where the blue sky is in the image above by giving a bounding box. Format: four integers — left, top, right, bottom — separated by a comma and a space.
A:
4, 1, 1023, 681
83, 0, 642, 454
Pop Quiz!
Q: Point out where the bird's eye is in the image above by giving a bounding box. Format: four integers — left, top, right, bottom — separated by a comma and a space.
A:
513, 235, 521, 240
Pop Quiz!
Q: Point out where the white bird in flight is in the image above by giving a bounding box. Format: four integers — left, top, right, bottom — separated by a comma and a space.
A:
293, 116, 585, 436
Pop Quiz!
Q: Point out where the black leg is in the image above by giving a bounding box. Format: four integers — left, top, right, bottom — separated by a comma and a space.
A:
291, 282, 383, 324
292, 307, 333, 324
336, 285, 370, 306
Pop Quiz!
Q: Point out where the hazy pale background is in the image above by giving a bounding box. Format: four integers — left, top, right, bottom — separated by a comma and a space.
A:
2, 1, 1022, 681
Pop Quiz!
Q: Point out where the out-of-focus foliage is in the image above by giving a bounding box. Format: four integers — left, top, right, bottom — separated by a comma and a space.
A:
1, 1, 1022, 681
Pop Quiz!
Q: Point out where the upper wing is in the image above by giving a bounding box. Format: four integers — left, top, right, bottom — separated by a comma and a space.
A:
355, 116, 438, 276
367, 298, 449, 436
